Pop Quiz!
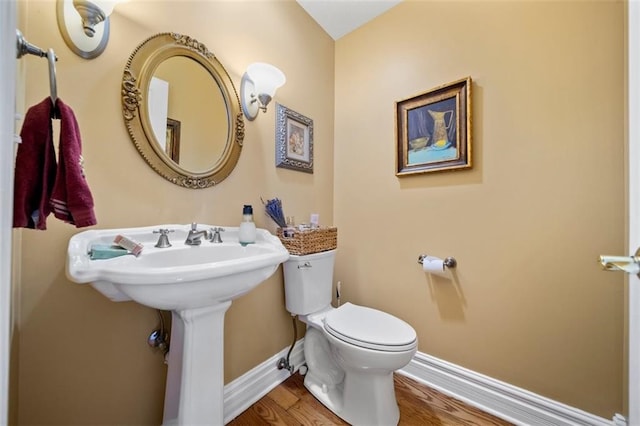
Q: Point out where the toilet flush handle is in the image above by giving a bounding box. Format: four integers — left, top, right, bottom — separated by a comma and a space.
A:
298, 262, 312, 269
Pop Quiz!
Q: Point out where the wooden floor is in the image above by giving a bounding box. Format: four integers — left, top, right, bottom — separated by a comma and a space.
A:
228, 372, 513, 425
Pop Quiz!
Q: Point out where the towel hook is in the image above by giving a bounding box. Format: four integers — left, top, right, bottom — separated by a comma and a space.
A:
47, 49, 58, 118
16, 30, 59, 118
47, 48, 58, 107
16, 29, 46, 59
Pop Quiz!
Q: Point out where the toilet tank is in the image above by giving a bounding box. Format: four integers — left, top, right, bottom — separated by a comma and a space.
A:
283, 249, 336, 315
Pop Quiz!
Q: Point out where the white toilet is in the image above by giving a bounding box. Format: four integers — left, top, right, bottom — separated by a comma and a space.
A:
283, 249, 417, 425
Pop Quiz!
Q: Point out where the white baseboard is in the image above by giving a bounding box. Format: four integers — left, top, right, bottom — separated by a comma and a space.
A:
399, 351, 616, 426
223, 339, 305, 424
222, 342, 622, 426
613, 413, 628, 426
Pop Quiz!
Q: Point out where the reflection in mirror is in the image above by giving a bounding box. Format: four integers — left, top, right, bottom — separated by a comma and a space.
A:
149, 56, 228, 173
122, 33, 244, 189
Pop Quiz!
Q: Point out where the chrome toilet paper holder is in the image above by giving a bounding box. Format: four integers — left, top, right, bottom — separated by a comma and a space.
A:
418, 255, 457, 269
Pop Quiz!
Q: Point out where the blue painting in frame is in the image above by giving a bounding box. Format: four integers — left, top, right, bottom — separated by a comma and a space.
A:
396, 77, 472, 176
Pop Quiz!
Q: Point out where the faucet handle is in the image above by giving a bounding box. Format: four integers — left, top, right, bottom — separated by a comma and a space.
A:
153, 228, 174, 248
210, 227, 225, 243
191, 222, 198, 231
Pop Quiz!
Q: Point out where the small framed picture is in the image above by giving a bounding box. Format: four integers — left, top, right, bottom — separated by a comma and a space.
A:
166, 118, 181, 163
396, 77, 472, 176
275, 103, 313, 173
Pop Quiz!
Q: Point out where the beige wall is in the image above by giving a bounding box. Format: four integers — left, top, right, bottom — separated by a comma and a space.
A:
13, 0, 334, 424
12, 0, 626, 423
334, 0, 624, 419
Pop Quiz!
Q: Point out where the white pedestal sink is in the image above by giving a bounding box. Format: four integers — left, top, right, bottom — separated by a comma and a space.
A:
66, 224, 289, 425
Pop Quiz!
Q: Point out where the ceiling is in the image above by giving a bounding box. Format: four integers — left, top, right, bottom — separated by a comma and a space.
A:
296, 0, 402, 40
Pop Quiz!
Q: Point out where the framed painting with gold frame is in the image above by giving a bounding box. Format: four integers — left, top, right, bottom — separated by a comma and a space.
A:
396, 77, 472, 176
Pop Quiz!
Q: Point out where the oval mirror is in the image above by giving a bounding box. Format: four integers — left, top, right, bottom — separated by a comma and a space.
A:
122, 33, 245, 188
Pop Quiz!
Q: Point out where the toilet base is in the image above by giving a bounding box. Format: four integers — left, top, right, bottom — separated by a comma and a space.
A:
299, 312, 410, 426
303, 328, 400, 425
303, 372, 345, 416
304, 369, 400, 426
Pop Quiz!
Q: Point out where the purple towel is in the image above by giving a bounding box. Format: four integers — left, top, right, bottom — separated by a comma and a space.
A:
13, 97, 97, 229
50, 99, 97, 228
13, 98, 56, 230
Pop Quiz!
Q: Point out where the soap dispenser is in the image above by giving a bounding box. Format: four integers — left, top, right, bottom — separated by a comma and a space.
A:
238, 204, 256, 246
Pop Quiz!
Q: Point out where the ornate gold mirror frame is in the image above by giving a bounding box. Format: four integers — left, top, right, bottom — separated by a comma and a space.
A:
122, 32, 245, 189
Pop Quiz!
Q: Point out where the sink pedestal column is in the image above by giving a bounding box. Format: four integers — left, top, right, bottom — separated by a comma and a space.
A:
162, 301, 232, 425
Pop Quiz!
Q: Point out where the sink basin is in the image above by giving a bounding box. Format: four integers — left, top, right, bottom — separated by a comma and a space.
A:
66, 223, 289, 425
67, 223, 289, 310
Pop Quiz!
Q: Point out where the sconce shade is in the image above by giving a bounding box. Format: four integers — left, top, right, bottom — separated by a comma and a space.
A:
90, 0, 116, 16
246, 63, 286, 99
57, 0, 116, 59
241, 62, 286, 121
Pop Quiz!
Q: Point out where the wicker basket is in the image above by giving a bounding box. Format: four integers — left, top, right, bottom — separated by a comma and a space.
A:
276, 227, 337, 255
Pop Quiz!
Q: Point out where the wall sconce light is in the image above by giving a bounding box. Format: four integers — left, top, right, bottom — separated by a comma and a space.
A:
240, 62, 286, 121
56, 0, 117, 59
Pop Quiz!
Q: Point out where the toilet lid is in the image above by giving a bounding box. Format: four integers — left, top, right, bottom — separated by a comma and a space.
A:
324, 303, 417, 352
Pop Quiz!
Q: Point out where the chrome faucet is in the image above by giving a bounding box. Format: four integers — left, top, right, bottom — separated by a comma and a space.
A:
185, 223, 211, 246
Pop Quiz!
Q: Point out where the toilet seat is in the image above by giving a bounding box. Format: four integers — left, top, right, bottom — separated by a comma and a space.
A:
324, 303, 417, 352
